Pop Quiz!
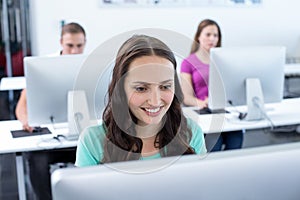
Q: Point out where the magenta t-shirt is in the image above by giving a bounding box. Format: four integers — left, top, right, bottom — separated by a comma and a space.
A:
180, 53, 209, 100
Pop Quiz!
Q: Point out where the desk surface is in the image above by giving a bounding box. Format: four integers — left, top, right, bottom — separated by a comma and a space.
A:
1, 98, 299, 154
285, 63, 300, 76
182, 97, 300, 133
0, 76, 26, 91
0, 121, 77, 154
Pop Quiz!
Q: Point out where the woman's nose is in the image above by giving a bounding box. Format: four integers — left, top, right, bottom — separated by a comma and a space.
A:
147, 88, 161, 106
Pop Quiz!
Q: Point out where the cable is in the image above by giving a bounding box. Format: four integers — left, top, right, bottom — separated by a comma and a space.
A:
52, 134, 67, 142
36, 135, 63, 149
49, 115, 61, 131
225, 100, 258, 125
49, 115, 56, 128
269, 125, 297, 133
252, 97, 275, 130
50, 115, 80, 141
227, 100, 247, 120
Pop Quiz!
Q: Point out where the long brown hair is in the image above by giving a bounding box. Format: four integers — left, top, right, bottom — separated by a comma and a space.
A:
101, 35, 195, 163
190, 19, 222, 54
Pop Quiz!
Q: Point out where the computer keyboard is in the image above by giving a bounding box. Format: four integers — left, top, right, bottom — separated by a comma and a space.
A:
11, 127, 51, 138
194, 107, 229, 115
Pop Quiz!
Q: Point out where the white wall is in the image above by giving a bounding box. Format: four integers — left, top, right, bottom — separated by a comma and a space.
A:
29, 0, 300, 59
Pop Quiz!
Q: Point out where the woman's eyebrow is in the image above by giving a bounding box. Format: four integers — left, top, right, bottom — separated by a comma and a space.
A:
160, 79, 174, 84
132, 79, 174, 85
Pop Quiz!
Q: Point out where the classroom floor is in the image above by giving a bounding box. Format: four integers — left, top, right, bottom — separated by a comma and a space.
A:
1, 125, 300, 200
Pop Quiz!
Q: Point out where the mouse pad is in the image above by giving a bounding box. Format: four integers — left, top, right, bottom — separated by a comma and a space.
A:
11, 127, 52, 138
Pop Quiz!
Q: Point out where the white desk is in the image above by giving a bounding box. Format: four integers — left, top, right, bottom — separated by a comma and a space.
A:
0, 76, 26, 91
0, 121, 78, 153
0, 121, 77, 200
284, 63, 300, 76
183, 97, 300, 134
1, 98, 300, 200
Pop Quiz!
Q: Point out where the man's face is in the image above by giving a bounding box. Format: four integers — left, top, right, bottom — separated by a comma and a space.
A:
60, 33, 86, 55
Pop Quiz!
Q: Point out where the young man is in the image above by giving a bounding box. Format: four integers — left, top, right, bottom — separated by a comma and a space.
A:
15, 22, 86, 132
15, 22, 86, 200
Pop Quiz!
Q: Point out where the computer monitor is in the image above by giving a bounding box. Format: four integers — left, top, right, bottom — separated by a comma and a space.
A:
51, 142, 300, 200
208, 46, 286, 120
25, 54, 112, 138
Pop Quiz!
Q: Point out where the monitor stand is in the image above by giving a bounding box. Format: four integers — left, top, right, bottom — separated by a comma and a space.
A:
67, 90, 90, 140
245, 78, 266, 121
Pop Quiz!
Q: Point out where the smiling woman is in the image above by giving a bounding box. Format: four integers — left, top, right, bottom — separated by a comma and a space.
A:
124, 56, 175, 126
75, 34, 207, 167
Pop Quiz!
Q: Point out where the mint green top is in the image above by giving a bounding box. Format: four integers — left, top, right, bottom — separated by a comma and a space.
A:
75, 118, 207, 167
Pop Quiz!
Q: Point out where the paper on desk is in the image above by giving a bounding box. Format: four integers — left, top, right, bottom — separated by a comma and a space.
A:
0, 76, 26, 90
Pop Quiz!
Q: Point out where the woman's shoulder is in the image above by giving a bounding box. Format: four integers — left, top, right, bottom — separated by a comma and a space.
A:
182, 53, 197, 63
181, 53, 204, 69
80, 123, 107, 141
186, 118, 207, 154
186, 117, 201, 130
186, 117, 203, 139
76, 123, 107, 167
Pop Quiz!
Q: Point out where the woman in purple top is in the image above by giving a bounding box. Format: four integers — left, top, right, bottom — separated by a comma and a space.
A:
180, 19, 243, 151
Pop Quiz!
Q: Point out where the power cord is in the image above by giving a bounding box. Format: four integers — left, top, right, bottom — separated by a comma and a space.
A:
227, 100, 247, 120
50, 115, 58, 129
252, 97, 275, 130
49, 115, 69, 140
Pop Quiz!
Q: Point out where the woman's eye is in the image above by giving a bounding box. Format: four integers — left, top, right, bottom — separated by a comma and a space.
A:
160, 84, 172, 90
135, 87, 147, 92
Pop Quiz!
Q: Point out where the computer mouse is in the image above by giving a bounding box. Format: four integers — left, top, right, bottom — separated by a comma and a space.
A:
32, 126, 42, 133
